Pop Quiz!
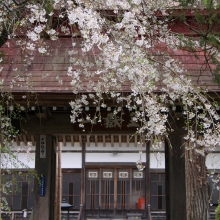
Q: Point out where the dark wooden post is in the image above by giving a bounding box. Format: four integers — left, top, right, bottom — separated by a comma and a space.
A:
33, 135, 55, 220
56, 141, 62, 220
50, 137, 57, 220
145, 141, 150, 219
165, 121, 187, 220
81, 142, 86, 220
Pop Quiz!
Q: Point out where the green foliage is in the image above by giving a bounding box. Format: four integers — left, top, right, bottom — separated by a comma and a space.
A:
174, 0, 220, 8
215, 204, 220, 220
174, 0, 194, 7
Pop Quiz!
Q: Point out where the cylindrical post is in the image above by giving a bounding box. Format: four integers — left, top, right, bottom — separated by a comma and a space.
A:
148, 204, 152, 220
145, 141, 150, 218
0, 111, 2, 220
57, 142, 62, 220
81, 142, 86, 219
77, 204, 83, 220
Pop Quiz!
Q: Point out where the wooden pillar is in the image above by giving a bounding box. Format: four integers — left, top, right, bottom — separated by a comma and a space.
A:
165, 121, 187, 220
54, 139, 58, 220
50, 138, 57, 220
81, 142, 86, 220
56, 141, 62, 220
33, 135, 55, 220
145, 141, 150, 218
0, 112, 2, 220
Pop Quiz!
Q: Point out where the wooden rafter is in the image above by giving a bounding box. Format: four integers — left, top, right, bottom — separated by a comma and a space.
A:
16, 136, 20, 146
23, 135, 27, 146
103, 135, 106, 147
119, 135, 122, 147
111, 135, 114, 147
12, 133, 147, 147
79, 135, 82, 147
134, 135, 137, 147
31, 135, 35, 146
70, 135, 74, 147
95, 135, 98, 147
126, 135, 130, 147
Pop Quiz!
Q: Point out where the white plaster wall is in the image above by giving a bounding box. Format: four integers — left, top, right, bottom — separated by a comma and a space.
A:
61, 152, 82, 168
206, 153, 220, 170
2, 142, 35, 169
150, 153, 165, 169
12, 151, 219, 170
2, 152, 35, 169
86, 152, 145, 163
85, 152, 165, 169
11, 142, 36, 151
4, 142, 220, 170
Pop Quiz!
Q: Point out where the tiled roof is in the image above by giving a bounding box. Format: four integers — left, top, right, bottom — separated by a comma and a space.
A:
0, 38, 219, 94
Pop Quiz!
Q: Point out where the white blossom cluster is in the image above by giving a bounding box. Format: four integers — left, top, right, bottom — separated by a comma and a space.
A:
0, 0, 220, 169
0, 0, 219, 151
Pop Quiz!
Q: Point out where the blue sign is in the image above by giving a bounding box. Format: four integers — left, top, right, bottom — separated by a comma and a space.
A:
39, 175, 46, 196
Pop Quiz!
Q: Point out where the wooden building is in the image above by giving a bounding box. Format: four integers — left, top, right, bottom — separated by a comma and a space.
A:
0, 10, 220, 220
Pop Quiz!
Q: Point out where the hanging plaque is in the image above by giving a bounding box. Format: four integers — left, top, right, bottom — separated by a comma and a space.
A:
40, 135, 46, 158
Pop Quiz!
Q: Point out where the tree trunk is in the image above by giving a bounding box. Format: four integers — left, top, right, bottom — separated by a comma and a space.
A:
185, 142, 210, 220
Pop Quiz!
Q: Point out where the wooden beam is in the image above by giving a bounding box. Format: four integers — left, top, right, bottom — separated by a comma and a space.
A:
70, 135, 74, 147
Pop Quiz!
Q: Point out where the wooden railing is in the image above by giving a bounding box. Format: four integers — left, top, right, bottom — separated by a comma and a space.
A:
1, 211, 32, 220
1, 210, 80, 220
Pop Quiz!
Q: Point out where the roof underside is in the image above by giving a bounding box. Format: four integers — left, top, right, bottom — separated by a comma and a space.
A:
14, 133, 146, 148
0, 38, 219, 94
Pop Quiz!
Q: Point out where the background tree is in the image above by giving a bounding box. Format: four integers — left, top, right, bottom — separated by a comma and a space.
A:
0, 0, 220, 219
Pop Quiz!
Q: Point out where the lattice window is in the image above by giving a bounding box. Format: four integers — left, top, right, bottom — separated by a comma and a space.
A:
150, 174, 166, 210
3, 173, 34, 211
62, 172, 81, 208
101, 170, 114, 209
133, 171, 143, 179
86, 168, 145, 211
118, 171, 129, 179
86, 179, 99, 209
103, 171, 113, 179
88, 171, 98, 178
86, 170, 99, 209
